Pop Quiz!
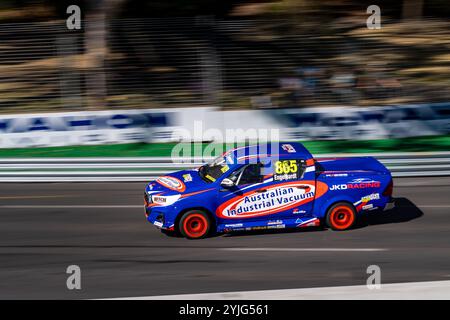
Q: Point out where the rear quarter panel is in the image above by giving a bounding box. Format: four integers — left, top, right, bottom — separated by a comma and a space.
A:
314, 172, 392, 218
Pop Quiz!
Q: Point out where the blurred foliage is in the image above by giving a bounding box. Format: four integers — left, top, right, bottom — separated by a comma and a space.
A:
1, 0, 450, 21
0, 0, 449, 113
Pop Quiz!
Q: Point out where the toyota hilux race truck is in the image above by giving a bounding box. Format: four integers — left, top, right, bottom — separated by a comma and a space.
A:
144, 142, 394, 239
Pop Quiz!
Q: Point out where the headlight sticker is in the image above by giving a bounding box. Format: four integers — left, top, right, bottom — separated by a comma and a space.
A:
156, 176, 186, 192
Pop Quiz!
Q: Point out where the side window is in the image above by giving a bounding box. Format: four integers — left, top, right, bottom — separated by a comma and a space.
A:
239, 163, 263, 185
273, 159, 306, 182
227, 163, 264, 186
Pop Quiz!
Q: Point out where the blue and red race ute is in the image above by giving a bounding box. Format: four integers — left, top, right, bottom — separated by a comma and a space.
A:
144, 142, 394, 239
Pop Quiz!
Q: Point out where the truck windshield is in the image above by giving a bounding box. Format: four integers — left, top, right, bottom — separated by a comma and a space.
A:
198, 156, 231, 183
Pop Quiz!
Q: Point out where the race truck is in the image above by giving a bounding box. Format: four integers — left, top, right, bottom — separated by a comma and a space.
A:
144, 142, 394, 239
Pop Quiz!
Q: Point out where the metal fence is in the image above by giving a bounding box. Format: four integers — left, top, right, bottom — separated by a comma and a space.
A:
0, 17, 449, 114
0, 152, 449, 182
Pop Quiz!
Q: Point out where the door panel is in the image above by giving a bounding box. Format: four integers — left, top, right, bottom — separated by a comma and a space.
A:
215, 159, 319, 223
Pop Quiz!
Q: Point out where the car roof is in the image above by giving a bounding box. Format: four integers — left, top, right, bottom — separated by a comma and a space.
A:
225, 142, 313, 164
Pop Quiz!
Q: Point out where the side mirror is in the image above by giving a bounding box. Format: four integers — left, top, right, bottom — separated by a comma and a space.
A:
220, 178, 235, 188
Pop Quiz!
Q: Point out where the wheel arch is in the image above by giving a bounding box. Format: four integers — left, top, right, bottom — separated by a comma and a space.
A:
175, 206, 217, 233
325, 199, 356, 213
315, 194, 357, 218
325, 200, 357, 231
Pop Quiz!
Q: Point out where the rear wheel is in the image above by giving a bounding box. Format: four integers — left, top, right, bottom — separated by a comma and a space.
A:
179, 210, 211, 239
326, 202, 356, 231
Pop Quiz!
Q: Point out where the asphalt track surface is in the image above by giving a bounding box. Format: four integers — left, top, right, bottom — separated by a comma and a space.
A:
0, 177, 449, 299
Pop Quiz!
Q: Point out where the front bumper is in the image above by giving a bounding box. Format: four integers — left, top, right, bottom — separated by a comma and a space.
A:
145, 205, 175, 230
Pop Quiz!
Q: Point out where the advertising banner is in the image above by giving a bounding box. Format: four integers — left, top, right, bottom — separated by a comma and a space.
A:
0, 103, 448, 148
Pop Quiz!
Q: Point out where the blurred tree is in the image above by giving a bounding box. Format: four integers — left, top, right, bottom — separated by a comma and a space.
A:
402, 0, 424, 19
83, 0, 129, 109
114, 0, 245, 18
2, 0, 449, 20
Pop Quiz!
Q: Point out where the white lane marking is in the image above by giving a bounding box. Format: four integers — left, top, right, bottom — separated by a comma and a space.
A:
0, 195, 71, 200
102, 280, 450, 300
220, 248, 387, 252
0, 205, 142, 209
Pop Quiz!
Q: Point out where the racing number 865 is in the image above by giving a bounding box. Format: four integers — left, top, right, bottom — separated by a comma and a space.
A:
274, 160, 298, 174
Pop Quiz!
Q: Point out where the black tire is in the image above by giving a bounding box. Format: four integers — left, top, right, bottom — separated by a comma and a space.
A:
325, 202, 357, 231
179, 210, 211, 239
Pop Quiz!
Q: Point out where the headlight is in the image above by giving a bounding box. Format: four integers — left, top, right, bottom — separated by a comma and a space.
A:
144, 192, 152, 205
151, 194, 181, 206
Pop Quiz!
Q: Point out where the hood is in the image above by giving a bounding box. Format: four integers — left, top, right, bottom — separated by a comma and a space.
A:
146, 169, 210, 196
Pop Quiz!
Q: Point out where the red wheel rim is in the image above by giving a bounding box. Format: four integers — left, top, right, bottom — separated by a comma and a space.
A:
183, 213, 208, 238
330, 206, 355, 230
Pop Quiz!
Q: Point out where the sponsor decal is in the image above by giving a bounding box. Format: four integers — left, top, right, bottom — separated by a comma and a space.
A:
296, 217, 320, 227
217, 180, 328, 219
152, 196, 166, 203
267, 220, 284, 225
325, 173, 348, 177
151, 194, 181, 206
349, 178, 378, 183
224, 223, 244, 228
248, 226, 267, 231
182, 173, 193, 182
153, 221, 163, 228
281, 144, 296, 153
224, 228, 245, 232
156, 176, 186, 192
362, 193, 380, 202
267, 224, 286, 229
355, 193, 381, 211
243, 225, 286, 231
293, 208, 307, 214
330, 179, 380, 191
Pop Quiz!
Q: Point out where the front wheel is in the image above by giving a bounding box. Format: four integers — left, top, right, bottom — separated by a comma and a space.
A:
326, 202, 356, 231
179, 210, 211, 239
